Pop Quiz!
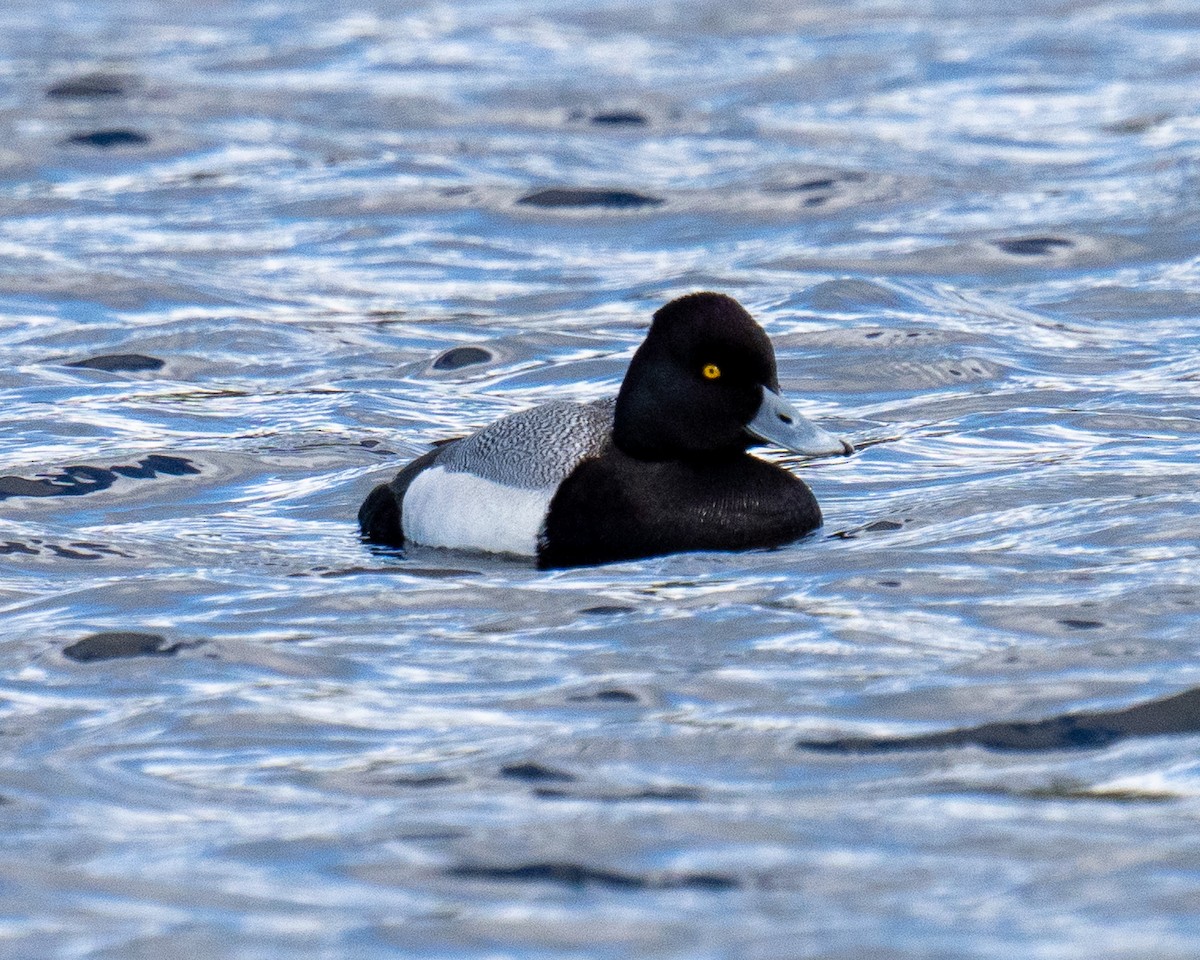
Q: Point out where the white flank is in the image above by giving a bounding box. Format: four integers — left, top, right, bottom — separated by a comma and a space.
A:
401, 466, 554, 557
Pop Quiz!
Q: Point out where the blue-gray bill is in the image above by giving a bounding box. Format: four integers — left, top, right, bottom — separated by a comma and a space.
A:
746, 386, 853, 458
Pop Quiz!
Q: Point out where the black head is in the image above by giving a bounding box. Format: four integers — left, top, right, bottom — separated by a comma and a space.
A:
613, 293, 781, 460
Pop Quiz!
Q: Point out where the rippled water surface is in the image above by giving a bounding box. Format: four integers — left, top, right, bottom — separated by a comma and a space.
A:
4, 1, 1200, 956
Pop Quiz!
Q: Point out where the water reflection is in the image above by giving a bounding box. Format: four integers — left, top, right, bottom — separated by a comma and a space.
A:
800, 687, 1200, 753
3, 0, 1200, 956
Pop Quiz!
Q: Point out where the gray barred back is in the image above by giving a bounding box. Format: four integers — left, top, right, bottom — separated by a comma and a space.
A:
436, 397, 616, 489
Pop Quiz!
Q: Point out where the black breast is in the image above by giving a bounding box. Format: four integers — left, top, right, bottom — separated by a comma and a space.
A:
537, 446, 821, 569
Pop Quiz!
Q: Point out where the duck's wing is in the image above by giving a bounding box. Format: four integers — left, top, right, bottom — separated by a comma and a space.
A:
358, 398, 615, 548
436, 397, 615, 489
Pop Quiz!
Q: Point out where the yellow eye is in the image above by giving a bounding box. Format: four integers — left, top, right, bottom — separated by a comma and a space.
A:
702, 363, 721, 380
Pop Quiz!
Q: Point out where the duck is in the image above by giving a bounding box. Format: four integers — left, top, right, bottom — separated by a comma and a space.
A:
359, 292, 851, 568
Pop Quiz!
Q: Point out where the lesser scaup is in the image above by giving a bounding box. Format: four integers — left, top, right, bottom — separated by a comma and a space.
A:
359, 292, 851, 568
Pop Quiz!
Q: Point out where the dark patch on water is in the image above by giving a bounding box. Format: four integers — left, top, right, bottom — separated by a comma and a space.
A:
500, 762, 576, 783
446, 861, 739, 890
994, 236, 1074, 256
579, 605, 636, 616
763, 172, 867, 203
568, 688, 642, 703
830, 518, 906, 540
790, 178, 837, 192
388, 774, 462, 788
46, 72, 137, 98
798, 687, 1200, 753
626, 785, 703, 801
67, 353, 165, 372
1059, 618, 1105, 630
1104, 113, 1170, 134
589, 110, 648, 126
432, 346, 493, 370
0, 455, 199, 501
63, 631, 179, 663
64, 129, 151, 149
536, 784, 703, 802
1019, 782, 1178, 803
71, 541, 129, 555
765, 173, 864, 193
0, 540, 130, 560
517, 188, 665, 209
111, 456, 198, 480
46, 544, 102, 560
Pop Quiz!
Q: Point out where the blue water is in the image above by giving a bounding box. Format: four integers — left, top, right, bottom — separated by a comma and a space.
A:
3, 1, 1200, 956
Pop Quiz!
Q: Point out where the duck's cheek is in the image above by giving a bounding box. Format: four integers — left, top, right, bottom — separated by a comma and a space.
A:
402, 466, 552, 557
689, 386, 758, 446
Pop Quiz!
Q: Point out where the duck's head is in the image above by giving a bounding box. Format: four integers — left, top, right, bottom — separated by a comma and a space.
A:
613, 292, 851, 461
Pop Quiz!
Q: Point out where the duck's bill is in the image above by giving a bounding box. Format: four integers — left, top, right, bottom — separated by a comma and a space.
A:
746, 386, 853, 458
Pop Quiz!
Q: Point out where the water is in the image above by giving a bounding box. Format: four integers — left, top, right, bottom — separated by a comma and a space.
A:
2, 0, 1200, 956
